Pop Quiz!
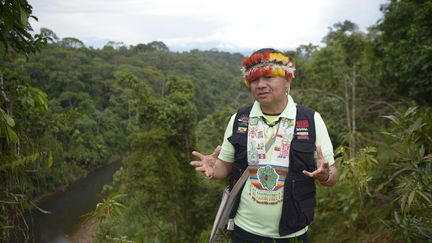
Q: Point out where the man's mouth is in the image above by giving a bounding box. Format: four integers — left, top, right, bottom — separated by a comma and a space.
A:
257, 92, 270, 97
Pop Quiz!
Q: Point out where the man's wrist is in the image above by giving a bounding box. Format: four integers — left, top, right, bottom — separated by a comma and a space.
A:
320, 167, 332, 183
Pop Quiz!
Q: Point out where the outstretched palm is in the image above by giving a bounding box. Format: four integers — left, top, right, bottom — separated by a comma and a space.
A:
190, 146, 221, 177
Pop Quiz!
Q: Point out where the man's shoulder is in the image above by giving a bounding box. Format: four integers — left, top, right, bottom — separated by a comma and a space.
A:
237, 104, 254, 114
296, 104, 315, 113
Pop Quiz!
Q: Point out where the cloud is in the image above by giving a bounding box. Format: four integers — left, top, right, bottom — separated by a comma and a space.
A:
29, 0, 387, 51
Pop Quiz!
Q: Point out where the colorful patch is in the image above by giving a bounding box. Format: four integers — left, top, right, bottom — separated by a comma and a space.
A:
257, 143, 264, 149
237, 126, 247, 133
249, 118, 259, 125
296, 119, 309, 128
237, 115, 249, 127
249, 166, 287, 191
297, 135, 310, 140
257, 166, 279, 190
295, 119, 310, 140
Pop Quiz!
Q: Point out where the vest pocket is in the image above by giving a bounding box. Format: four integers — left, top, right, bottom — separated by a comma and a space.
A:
291, 142, 316, 172
292, 179, 316, 224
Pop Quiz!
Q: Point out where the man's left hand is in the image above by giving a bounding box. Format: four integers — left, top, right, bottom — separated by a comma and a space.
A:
302, 146, 330, 183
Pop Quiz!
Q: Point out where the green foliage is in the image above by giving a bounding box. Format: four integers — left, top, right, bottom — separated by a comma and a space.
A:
196, 107, 235, 154
0, 0, 48, 55
95, 76, 201, 242
377, 107, 432, 241
336, 146, 379, 196
83, 193, 127, 222
377, 0, 432, 105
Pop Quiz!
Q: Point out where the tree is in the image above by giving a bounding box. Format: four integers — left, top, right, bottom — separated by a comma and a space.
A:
39, 27, 59, 43
59, 37, 86, 49
376, 0, 432, 105
147, 41, 169, 52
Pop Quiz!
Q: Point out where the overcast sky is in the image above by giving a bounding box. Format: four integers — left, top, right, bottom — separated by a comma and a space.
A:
29, 0, 388, 52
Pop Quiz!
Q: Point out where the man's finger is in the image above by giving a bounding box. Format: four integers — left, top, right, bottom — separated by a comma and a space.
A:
195, 166, 207, 172
303, 170, 315, 178
192, 151, 204, 160
189, 161, 202, 167
210, 145, 222, 158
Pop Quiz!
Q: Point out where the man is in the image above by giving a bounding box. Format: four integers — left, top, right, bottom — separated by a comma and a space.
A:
190, 48, 339, 243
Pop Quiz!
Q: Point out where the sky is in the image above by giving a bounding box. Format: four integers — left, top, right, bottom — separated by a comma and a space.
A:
29, 0, 388, 53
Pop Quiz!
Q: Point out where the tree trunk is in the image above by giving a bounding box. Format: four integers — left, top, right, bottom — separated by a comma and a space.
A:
350, 65, 357, 159
344, 78, 353, 157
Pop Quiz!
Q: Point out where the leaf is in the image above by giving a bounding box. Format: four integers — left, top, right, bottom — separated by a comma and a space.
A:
404, 106, 417, 118
0, 108, 15, 127
5, 125, 18, 143
382, 115, 399, 125
19, 7, 30, 27
350, 212, 358, 221
408, 117, 424, 132
407, 190, 416, 209
416, 191, 432, 206
401, 194, 407, 212
47, 152, 53, 168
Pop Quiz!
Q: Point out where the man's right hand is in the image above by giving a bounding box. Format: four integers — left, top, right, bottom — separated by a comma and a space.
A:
190, 146, 221, 178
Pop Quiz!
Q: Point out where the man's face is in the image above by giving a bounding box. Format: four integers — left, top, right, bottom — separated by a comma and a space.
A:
249, 74, 290, 108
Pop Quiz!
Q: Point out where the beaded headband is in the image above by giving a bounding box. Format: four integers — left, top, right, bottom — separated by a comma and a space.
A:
241, 52, 296, 87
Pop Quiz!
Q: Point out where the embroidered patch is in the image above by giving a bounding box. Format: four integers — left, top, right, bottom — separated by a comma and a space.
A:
257, 131, 264, 138
249, 117, 259, 126
237, 126, 247, 133
238, 115, 249, 127
280, 139, 290, 157
296, 119, 309, 128
297, 136, 309, 140
295, 119, 310, 140
257, 165, 279, 191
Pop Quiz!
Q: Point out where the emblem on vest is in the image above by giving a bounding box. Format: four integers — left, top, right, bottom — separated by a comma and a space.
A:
295, 119, 310, 140
237, 115, 249, 134
257, 165, 279, 191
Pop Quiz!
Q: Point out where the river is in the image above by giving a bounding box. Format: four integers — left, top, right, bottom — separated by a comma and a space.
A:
30, 161, 122, 243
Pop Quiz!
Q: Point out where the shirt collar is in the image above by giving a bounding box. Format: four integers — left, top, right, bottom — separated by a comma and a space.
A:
250, 95, 296, 119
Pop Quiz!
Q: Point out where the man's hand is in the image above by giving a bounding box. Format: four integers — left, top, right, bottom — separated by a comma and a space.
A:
302, 146, 330, 183
190, 146, 221, 178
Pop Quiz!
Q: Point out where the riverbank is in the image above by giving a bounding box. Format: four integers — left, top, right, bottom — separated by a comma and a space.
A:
29, 159, 122, 242
31, 155, 123, 209
68, 218, 99, 243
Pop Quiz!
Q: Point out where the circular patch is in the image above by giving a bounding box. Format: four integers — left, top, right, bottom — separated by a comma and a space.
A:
257, 165, 279, 190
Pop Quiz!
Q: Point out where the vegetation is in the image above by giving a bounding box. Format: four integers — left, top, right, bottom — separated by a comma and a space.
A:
1, 0, 431, 242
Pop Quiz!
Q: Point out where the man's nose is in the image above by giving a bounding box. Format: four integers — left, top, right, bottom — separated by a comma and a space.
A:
256, 77, 266, 87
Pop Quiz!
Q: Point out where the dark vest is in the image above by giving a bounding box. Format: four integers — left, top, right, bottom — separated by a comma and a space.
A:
227, 104, 317, 236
